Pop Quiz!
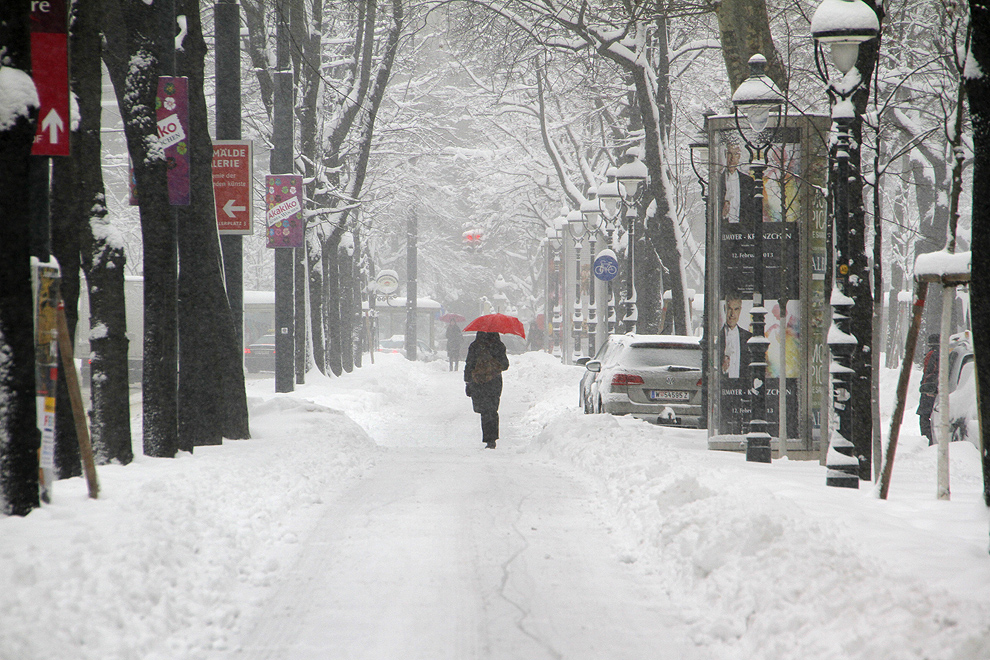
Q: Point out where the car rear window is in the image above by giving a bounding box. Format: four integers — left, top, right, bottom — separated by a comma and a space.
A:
621, 345, 701, 369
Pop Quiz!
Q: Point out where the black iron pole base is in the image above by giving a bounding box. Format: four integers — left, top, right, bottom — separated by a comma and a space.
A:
746, 434, 772, 463
825, 465, 860, 488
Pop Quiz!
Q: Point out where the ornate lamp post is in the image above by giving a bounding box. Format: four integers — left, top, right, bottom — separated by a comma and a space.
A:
548, 218, 565, 356
731, 53, 784, 463
812, 0, 879, 487
615, 153, 648, 334
581, 191, 605, 355
567, 208, 587, 360
690, 123, 711, 429
597, 174, 622, 334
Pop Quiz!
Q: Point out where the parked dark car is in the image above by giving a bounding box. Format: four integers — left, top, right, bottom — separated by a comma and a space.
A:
244, 334, 276, 373
581, 334, 704, 427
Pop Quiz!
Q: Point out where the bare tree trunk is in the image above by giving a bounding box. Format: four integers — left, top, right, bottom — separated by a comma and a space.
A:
176, 0, 250, 444
0, 0, 41, 516
103, 0, 178, 458
714, 0, 786, 92
966, 0, 990, 508
55, 0, 132, 466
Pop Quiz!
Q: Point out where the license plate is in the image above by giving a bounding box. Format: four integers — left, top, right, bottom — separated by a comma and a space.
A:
649, 390, 689, 401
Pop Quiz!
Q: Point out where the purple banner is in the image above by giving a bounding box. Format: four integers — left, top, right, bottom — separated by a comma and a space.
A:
265, 175, 304, 248
156, 76, 190, 206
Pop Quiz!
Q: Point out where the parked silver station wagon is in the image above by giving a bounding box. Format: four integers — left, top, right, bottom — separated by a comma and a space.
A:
580, 334, 703, 428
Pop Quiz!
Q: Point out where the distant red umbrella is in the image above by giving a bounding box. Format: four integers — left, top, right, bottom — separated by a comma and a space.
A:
464, 313, 526, 339
439, 312, 466, 323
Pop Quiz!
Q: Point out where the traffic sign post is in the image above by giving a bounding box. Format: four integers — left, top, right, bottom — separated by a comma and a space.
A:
213, 140, 253, 234
31, 0, 69, 157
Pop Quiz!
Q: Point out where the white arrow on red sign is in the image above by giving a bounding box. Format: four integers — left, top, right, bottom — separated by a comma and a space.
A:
41, 108, 64, 144
213, 140, 254, 234
223, 198, 247, 218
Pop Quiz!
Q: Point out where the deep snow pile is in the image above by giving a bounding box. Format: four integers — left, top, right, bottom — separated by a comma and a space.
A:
0, 350, 988, 660
0, 397, 378, 660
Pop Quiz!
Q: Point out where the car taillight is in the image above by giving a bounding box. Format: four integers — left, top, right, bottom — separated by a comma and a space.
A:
244, 348, 251, 354
611, 373, 644, 389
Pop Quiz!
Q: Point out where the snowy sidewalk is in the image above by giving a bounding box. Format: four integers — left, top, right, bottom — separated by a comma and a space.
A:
220, 447, 696, 660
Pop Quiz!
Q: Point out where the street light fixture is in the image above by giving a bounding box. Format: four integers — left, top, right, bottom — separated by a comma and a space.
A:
812, 0, 879, 487
731, 53, 784, 464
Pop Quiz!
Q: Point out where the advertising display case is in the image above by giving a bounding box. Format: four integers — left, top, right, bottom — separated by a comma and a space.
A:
705, 113, 830, 459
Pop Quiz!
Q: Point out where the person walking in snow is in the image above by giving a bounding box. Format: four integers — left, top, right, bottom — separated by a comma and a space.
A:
918, 334, 940, 445
464, 331, 509, 449
445, 321, 463, 371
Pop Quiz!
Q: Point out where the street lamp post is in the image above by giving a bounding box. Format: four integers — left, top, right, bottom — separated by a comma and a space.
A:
581, 192, 605, 355
812, 0, 879, 487
597, 175, 622, 335
731, 54, 784, 464
690, 122, 711, 429
567, 209, 586, 360
616, 153, 649, 334
550, 216, 566, 357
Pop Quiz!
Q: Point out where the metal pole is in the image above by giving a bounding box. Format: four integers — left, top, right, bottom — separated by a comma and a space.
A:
745, 146, 772, 463
588, 232, 597, 356
573, 237, 582, 359
825, 115, 859, 487
405, 210, 418, 361
272, 10, 295, 393
624, 206, 637, 333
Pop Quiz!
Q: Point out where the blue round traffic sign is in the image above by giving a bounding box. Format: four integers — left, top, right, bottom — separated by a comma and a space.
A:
593, 250, 619, 281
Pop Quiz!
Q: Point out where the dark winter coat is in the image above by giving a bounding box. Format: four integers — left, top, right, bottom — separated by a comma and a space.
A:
446, 323, 463, 355
464, 332, 509, 413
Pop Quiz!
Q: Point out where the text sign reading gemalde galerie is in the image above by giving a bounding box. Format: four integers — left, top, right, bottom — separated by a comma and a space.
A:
212, 140, 253, 234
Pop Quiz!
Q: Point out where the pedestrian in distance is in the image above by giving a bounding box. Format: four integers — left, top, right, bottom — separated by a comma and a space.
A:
464, 331, 509, 449
445, 321, 463, 372
918, 333, 940, 445
527, 318, 545, 352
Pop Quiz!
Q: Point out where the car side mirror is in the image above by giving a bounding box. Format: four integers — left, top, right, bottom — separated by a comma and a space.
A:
586, 360, 601, 373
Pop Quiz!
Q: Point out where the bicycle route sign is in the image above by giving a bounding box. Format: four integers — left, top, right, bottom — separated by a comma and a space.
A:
593, 249, 619, 281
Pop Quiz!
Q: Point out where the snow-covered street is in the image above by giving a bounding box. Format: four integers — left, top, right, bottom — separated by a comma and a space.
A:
2, 352, 990, 659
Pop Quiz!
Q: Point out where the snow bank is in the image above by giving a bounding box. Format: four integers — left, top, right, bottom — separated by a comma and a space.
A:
518, 355, 990, 660
0, 397, 377, 660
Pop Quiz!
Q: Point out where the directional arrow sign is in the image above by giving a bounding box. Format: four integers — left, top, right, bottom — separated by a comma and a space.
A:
41, 108, 64, 144
213, 140, 253, 234
31, 0, 69, 157
223, 198, 247, 217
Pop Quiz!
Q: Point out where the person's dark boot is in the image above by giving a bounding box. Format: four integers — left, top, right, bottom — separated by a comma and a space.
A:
485, 440, 496, 449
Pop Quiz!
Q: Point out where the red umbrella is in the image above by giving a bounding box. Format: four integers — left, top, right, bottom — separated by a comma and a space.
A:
464, 313, 526, 339
439, 312, 466, 323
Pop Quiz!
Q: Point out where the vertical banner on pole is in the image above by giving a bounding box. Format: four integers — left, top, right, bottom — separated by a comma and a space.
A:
213, 140, 254, 234
265, 175, 304, 248
31, 0, 69, 157
33, 261, 61, 502
156, 76, 190, 205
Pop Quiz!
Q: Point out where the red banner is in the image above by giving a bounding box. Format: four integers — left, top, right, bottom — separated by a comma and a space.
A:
30, 0, 69, 156
213, 140, 253, 234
